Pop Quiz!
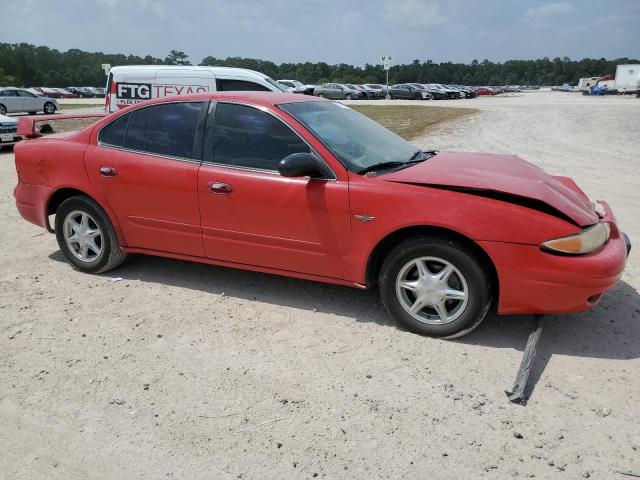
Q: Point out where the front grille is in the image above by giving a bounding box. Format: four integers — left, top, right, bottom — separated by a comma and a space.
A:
0, 125, 17, 134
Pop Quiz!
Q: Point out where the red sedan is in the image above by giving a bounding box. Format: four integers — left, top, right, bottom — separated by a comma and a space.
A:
13, 92, 630, 337
476, 87, 497, 95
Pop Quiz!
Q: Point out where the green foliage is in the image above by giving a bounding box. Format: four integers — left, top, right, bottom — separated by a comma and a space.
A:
0, 42, 637, 87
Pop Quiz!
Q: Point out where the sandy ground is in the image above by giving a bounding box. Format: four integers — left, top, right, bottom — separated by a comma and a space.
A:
1, 91, 639, 479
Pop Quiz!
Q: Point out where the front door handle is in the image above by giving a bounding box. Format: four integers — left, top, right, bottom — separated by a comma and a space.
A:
99, 166, 117, 177
209, 182, 233, 194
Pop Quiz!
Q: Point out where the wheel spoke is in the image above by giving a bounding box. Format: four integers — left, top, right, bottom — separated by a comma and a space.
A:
80, 213, 89, 230
398, 280, 419, 292
415, 260, 429, 279
444, 288, 466, 301
68, 218, 82, 234
67, 234, 79, 244
433, 301, 449, 323
434, 264, 453, 283
88, 240, 101, 255
80, 244, 89, 259
86, 228, 100, 239
409, 297, 426, 314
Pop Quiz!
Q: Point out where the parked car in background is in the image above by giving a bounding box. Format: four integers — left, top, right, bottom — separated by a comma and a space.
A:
0, 87, 59, 115
313, 83, 362, 99
0, 113, 20, 149
26, 88, 44, 97
419, 84, 447, 100
32, 87, 63, 98
84, 87, 105, 98
344, 84, 379, 100
476, 87, 497, 95
13, 92, 629, 338
52, 88, 74, 99
363, 84, 388, 97
277, 80, 315, 95
406, 84, 434, 100
388, 84, 430, 100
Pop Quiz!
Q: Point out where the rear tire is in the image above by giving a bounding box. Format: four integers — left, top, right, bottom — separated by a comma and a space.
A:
379, 236, 492, 338
54, 195, 127, 274
44, 102, 56, 114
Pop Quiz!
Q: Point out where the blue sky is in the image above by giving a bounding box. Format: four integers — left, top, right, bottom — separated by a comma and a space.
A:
2, 0, 639, 65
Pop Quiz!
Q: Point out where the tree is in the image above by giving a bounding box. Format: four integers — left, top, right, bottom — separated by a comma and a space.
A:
164, 50, 191, 66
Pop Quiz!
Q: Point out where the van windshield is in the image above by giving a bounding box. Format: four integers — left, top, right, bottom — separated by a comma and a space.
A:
265, 77, 289, 92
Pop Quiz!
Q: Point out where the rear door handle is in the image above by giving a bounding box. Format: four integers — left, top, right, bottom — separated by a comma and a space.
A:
99, 166, 117, 177
209, 182, 233, 194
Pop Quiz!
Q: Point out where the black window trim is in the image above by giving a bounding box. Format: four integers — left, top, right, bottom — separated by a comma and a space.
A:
97, 100, 208, 164
202, 100, 337, 181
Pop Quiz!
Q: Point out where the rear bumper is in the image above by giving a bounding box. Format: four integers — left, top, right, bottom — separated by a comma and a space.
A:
14, 181, 51, 229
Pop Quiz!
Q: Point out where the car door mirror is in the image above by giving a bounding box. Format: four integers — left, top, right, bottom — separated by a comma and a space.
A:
278, 153, 331, 179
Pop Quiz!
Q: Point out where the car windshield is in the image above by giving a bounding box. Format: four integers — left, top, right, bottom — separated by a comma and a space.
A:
279, 101, 422, 173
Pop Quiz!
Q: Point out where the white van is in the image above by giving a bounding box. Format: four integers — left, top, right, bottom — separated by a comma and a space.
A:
105, 65, 288, 113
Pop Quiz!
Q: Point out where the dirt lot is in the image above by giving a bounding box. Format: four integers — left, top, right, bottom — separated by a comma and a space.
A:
1, 91, 639, 479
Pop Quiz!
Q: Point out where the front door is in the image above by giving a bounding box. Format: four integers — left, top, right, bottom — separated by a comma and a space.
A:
85, 101, 208, 256
197, 102, 350, 279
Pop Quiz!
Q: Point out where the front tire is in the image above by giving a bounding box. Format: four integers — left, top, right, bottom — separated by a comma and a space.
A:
55, 195, 127, 274
379, 236, 492, 338
0, 104, 6, 115
345, 93, 352, 100
44, 102, 56, 114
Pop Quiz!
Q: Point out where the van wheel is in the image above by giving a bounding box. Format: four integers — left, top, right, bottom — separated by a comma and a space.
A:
0, 104, 6, 115
44, 102, 56, 114
55, 195, 127, 274
379, 236, 492, 338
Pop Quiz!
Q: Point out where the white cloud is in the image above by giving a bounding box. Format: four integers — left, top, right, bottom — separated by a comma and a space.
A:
525, 2, 574, 18
383, 0, 447, 27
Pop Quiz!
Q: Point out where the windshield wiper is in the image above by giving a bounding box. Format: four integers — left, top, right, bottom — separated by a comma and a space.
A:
358, 161, 406, 175
357, 150, 438, 175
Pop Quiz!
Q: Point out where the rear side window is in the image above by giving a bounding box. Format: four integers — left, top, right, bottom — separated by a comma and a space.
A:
123, 102, 203, 159
0, 90, 18, 97
212, 103, 309, 171
216, 79, 269, 92
98, 113, 130, 147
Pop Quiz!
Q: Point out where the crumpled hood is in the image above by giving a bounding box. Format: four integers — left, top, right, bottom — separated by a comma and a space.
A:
381, 152, 598, 226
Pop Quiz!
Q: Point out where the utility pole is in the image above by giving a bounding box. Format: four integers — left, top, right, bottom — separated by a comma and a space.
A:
382, 55, 392, 99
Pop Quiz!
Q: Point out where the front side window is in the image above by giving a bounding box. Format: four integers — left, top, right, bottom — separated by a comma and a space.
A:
104, 102, 204, 159
213, 103, 309, 171
17, 90, 36, 98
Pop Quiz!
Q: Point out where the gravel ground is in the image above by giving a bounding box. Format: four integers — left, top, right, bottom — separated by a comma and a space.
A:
1, 91, 639, 479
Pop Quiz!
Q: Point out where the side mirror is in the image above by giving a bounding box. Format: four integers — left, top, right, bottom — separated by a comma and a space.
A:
278, 153, 331, 179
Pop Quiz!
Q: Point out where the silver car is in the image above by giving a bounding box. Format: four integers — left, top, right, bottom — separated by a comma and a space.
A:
313, 83, 362, 100
0, 87, 59, 115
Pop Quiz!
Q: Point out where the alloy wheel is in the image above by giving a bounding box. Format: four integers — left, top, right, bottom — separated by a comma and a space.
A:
63, 210, 103, 263
395, 256, 469, 325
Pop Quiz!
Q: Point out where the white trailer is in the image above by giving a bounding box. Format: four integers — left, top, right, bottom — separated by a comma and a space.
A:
614, 64, 640, 93
577, 77, 600, 91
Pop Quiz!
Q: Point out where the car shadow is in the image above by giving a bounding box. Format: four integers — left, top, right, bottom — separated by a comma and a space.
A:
49, 250, 639, 397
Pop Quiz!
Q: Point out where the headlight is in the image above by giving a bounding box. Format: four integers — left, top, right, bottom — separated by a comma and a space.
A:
541, 222, 610, 255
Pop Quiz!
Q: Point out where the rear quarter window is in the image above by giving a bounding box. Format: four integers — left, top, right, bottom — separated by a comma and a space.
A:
98, 113, 130, 147
216, 79, 270, 92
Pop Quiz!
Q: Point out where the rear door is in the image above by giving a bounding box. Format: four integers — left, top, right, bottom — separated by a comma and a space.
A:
85, 101, 208, 256
197, 102, 351, 278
